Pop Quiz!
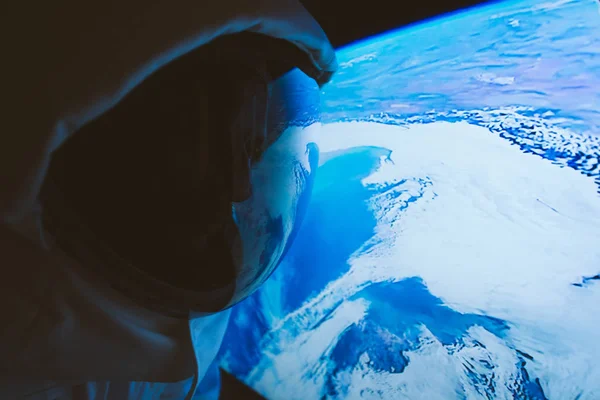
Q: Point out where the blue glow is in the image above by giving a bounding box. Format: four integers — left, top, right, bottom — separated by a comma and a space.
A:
218, 0, 600, 398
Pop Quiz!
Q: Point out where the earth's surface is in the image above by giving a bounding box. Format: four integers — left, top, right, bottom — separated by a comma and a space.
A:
218, 0, 600, 398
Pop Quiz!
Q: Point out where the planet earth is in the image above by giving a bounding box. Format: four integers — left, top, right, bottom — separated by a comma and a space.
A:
217, 0, 600, 398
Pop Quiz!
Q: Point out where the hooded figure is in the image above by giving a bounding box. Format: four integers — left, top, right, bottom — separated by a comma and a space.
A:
0, 1, 337, 398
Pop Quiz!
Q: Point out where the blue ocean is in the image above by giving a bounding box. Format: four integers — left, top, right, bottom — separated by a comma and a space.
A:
218, 0, 600, 398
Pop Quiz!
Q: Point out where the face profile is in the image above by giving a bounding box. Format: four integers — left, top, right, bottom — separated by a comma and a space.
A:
39, 34, 323, 315
231, 67, 322, 306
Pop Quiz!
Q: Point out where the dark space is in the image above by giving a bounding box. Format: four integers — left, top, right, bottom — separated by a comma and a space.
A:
303, 0, 492, 49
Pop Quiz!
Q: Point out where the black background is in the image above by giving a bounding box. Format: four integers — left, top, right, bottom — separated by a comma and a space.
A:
303, 0, 491, 49
219, 2, 491, 398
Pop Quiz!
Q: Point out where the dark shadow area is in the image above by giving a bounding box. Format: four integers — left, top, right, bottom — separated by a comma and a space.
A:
302, 0, 491, 48
219, 368, 265, 400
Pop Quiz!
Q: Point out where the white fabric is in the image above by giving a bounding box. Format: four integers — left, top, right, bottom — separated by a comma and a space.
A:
0, 328, 227, 400
0, 358, 222, 399
0, 1, 335, 397
0, 216, 231, 399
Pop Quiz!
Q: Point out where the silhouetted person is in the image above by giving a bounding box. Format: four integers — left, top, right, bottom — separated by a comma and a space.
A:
1, 1, 337, 398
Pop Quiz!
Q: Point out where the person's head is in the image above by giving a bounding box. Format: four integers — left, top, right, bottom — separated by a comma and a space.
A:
40, 33, 322, 316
